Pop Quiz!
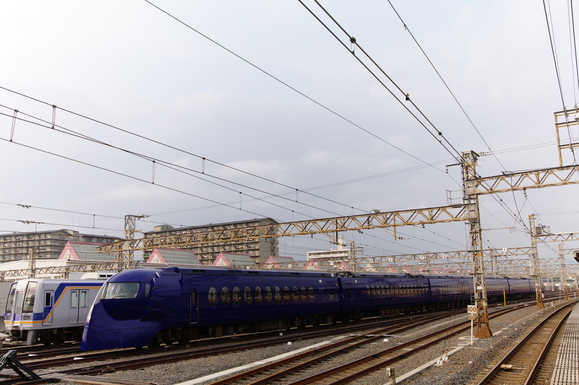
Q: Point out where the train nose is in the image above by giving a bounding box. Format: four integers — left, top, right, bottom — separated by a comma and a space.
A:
81, 302, 156, 351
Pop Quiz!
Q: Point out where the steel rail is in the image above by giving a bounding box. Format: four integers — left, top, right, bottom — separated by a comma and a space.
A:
474, 303, 574, 385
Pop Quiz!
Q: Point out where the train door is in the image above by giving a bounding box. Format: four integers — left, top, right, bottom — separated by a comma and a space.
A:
68, 289, 81, 324
42, 290, 54, 326
190, 285, 199, 323
78, 289, 91, 324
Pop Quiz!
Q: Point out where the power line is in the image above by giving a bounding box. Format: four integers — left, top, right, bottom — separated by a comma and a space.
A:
142, 0, 454, 177
301, 0, 462, 162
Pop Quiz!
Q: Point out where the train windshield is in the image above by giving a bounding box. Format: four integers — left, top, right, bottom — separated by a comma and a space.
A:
22, 281, 38, 313
102, 282, 140, 299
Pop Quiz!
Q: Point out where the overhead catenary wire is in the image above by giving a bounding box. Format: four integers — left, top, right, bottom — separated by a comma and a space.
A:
0, 85, 445, 221
0, 2, 566, 261
0, 103, 359, 220
301, 0, 462, 162
304, 0, 539, 242
142, 0, 456, 180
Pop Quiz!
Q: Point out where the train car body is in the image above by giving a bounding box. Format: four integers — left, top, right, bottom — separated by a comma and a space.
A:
82, 267, 536, 351
338, 273, 431, 316
82, 267, 338, 350
4, 278, 105, 345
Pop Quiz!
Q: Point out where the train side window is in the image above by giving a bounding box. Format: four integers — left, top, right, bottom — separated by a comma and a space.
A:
221, 287, 230, 305
144, 283, 151, 297
347, 287, 353, 300
23, 281, 38, 313
366, 285, 371, 297
233, 287, 241, 305
208, 287, 218, 306
274, 286, 281, 302
284, 286, 290, 302
255, 286, 263, 303
292, 286, 299, 302
71, 291, 78, 309
264, 286, 272, 303
244, 287, 252, 304
44, 292, 52, 307
308, 286, 315, 301
329, 286, 334, 300
191, 289, 197, 306
80, 291, 89, 308
300, 286, 307, 301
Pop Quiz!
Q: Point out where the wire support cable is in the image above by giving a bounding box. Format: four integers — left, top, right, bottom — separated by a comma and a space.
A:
142, 1, 453, 179
302, 0, 462, 162
0, 83, 428, 220
0, 108, 350, 221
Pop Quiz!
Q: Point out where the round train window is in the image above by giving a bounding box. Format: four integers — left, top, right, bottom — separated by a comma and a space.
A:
232, 287, 241, 305
284, 286, 291, 302
244, 287, 252, 304
300, 286, 307, 301
308, 286, 315, 301
274, 286, 281, 302
221, 287, 230, 305
265, 286, 273, 303
292, 286, 299, 302
255, 286, 263, 303
208, 287, 218, 306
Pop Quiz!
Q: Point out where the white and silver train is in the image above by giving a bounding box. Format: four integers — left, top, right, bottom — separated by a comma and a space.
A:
3, 274, 112, 345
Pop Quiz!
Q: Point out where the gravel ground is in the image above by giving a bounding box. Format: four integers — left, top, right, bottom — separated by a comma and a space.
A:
50, 300, 570, 385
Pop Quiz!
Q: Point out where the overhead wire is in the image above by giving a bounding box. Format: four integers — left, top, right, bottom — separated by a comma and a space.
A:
0, 102, 364, 221
383, 1, 545, 234
303, 0, 534, 237
142, 0, 455, 179
1, 2, 564, 258
300, 0, 462, 163
544, 0, 578, 164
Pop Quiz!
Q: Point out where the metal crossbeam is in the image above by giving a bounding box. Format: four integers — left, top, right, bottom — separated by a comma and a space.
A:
101, 204, 469, 253
471, 165, 579, 195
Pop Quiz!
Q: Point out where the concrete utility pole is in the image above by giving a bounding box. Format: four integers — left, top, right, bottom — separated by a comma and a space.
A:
528, 214, 545, 309
462, 151, 492, 338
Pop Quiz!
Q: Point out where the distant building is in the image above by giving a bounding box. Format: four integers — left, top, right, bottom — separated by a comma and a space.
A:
0, 229, 121, 261
306, 236, 352, 263
262, 256, 296, 269
212, 252, 256, 268
143, 218, 279, 264
59, 241, 116, 262
145, 248, 200, 266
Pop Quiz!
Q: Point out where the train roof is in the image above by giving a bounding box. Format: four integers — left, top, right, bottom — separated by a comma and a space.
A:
165, 266, 334, 278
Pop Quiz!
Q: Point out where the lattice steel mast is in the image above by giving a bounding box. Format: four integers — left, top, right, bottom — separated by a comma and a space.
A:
462, 151, 492, 338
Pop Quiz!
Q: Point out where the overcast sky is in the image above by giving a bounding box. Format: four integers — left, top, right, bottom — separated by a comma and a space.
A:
0, 1, 577, 265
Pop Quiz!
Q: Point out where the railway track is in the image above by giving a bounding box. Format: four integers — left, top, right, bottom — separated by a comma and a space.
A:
202, 302, 541, 385
0, 311, 452, 384
0, 297, 560, 384
469, 302, 574, 385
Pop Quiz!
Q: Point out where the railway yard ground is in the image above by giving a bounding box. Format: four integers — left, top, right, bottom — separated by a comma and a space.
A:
0, 296, 576, 385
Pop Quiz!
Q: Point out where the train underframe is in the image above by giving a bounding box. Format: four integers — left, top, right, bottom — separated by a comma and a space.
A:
9, 326, 84, 346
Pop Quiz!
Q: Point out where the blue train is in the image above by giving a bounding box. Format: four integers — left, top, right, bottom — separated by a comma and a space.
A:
81, 267, 535, 351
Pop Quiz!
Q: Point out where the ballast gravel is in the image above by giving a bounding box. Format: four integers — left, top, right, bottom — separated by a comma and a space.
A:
62, 299, 570, 385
